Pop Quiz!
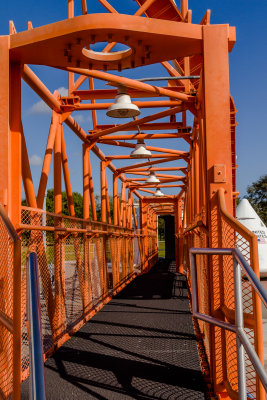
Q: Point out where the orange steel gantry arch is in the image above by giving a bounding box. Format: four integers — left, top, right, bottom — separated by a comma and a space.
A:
0, 0, 264, 399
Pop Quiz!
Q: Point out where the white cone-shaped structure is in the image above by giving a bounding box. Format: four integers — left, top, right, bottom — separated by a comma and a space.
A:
154, 188, 164, 197
236, 198, 267, 277
146, 171, 160, 184
130, 139, 152, 158
106, 87, 140, 118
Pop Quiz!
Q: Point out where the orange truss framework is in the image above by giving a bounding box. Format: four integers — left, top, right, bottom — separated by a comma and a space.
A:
0, 1, 264, 399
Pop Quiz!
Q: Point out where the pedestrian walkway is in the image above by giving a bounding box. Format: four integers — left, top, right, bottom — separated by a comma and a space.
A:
21, 259, 207, 399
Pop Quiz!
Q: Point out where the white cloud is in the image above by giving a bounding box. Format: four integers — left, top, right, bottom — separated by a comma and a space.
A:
30, 154, 42, 166
28, 100, 50, 114
57, 86, 68, 97
28, 86, 68, 115
74, 114, 86, 124
74, 114, 92, 125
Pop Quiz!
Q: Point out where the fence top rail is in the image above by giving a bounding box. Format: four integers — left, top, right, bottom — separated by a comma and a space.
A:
18, 223, 148, 237
190, 247, 267, 308
190, 248, 233, 255
21, 205, 134, 232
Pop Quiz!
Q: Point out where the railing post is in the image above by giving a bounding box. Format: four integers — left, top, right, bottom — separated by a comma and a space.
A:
27, 252, 46, 400
233, 257, 247, 400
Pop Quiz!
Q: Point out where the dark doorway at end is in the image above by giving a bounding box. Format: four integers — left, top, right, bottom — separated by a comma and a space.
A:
157, 215, 175, 260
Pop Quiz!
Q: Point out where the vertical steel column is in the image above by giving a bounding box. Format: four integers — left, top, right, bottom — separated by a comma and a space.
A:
83, 144, 90, 220
37, 112, 58, 208
68, 0, 74, 94
9, 62, 21, 227
113, 175, 118, 226
0, 37, 10, 212
54, 121, 66, 337
101, 161, 107, 223
21, 123, 37, 208
202, 24, 235, 393
88, 151, 97, 221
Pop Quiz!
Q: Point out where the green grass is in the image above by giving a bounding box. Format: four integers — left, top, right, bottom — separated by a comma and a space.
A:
158, 240, 165, 258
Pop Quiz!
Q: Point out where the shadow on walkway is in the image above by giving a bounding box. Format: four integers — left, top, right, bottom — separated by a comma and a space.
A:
21, 259, 207, 399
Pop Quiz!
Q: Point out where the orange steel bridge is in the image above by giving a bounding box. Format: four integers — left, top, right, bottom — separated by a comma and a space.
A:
0, 0, 265, 399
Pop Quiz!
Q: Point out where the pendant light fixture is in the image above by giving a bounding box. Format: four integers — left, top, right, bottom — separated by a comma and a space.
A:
106, 85, 140, 118
130, 138, 152, 158
154, 188, 164, 197
146, 171, 160, 184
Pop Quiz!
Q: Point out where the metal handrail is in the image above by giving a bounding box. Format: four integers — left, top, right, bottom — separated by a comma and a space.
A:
27, 252, 46, 400
190, 247, 267, 399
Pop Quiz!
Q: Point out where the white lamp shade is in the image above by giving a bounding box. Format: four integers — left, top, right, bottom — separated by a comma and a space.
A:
106, 94, 140, 118
154, 188, 164, 197
130, 139, 152, 158
146, 172, 160, 183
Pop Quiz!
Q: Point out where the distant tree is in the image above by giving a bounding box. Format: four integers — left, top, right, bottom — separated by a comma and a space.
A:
158, 217, 165, 240
22, 190, 114, 223
21, 189, 84, 219
95, 194, 114, 223
245, 174, 267, 225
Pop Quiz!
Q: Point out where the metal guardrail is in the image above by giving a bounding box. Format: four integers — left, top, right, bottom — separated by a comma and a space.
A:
190, 248, 267, 400
27, 252, 46, 400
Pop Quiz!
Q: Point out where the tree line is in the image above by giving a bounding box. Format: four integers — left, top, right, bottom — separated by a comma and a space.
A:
21, 174, 267, 226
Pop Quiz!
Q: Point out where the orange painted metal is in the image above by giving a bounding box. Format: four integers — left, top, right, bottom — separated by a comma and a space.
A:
88, 105, 185, 140
0, 1, 263, 399
21, 123, 37, 208
117, 156, 183, 173
106, 153, 187, 160
90, 122, 184, 132
9, 62, 21, 228
71, 100, 182, 110
99, 140, 187, 155
83, 144, 90, 220
98, 132, 191, 140
73, 87, 186, 100
89, 77, 97, 129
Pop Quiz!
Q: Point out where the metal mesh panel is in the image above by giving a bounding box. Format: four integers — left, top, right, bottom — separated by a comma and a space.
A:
20, 206, 146, 383
184, 199, 259, 399
0, 217, 14, 398
221, 218, 257, 398
184, 208, 211, 371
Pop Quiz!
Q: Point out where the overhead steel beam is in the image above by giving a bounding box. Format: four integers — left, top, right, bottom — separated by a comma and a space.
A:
73, 87, 185, 100
89, 122, 184, 132
88, 105, 185, 140
21, 64, 125, 180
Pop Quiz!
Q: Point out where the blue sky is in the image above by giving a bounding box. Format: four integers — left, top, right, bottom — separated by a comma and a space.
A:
0, 0, 266, 199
